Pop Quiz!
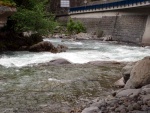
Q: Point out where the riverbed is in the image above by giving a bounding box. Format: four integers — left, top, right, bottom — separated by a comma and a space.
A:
0, 39, 150, 113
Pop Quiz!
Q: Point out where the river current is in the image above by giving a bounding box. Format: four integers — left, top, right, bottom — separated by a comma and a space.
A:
0, 38, 150, 67
0, 39, 150, 112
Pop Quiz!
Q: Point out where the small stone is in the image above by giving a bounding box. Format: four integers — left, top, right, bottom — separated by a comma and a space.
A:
147, 101, 150, 107
100, 107, 105, 111
128, 105, 133, 111
115, 108, 119, 112
132, 110, 147, 113
142, 105, 148, 111
137, 101, 143, 105
133, 103, 141, 110
110, 107, 115, 111
120, 108, 126, 113
118, 105, 125, 111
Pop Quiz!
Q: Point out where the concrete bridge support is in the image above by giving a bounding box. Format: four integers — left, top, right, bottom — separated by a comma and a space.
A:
71, 11, 148, 44
142, 15, 150, 46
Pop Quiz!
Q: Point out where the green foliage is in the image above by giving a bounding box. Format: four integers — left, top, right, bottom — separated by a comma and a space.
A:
0, 0, 16, 7
67, 18, 86, 35
10, 0, 58, 35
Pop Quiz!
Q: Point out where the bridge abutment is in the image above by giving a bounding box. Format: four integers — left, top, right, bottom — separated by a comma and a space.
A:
71, 11, 148, 44
142, 15, 150, 46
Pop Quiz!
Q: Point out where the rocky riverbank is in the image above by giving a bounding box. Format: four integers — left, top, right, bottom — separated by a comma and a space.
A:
82, 57, 150, 113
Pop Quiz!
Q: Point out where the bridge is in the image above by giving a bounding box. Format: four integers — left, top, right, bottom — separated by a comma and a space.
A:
70, 0, 150, 14
65, 0, 150, 45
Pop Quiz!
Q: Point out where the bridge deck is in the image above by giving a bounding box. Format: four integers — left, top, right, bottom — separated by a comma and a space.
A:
69, 0, 150, 14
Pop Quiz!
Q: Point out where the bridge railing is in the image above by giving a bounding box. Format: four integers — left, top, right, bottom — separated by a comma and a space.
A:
70, 0, 150, 13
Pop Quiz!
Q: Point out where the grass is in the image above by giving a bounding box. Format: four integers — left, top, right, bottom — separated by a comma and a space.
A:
0, 0, 16, 7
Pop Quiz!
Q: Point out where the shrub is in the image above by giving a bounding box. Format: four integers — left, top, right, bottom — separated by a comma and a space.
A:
10, 0, 58, 35
67, 18, 86, 35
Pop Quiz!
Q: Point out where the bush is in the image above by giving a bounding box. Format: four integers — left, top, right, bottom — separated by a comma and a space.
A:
67, 18, 86, 35
10, 0, 58, 35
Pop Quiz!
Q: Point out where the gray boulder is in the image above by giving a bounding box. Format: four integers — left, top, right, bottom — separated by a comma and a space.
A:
48, 59, 71, 65
29, 41, 68, 53
125, 57, 150, 89
29, 41, 57, 53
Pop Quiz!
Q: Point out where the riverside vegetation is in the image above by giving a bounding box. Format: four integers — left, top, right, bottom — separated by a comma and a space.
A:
0, 0, 86, 52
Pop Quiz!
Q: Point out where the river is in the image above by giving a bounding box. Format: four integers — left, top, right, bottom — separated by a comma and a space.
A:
0, 38, 150, 67
0, 39, 150, 113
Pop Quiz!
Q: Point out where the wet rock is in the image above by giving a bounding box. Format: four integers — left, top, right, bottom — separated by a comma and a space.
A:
48, 59, 71, 65
125, 57, 150, 89
29, 41, 57, 53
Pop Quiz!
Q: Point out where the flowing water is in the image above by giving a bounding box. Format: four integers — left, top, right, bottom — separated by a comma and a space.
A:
0, 39, 150, 113
0, 38, 150, 67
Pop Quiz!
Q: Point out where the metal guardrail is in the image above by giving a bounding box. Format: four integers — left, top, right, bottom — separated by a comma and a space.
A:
70, 0, 150, 12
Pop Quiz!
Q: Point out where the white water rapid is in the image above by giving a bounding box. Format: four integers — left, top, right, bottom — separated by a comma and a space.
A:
0, 38, 150, 67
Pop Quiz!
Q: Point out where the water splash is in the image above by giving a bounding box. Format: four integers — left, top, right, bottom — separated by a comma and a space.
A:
0, 38, 150, 67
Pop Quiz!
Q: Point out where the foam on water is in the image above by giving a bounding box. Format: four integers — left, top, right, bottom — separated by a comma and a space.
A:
0, 38, 150, 67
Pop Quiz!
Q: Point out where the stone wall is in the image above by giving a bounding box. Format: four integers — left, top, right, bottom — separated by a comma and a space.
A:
102, 15, 147, 43
71, 14, 148, 44
73, 18, 101, 33
0, 6, 16, 29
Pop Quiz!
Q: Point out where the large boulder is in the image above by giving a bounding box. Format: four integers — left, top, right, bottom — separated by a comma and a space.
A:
29, 41, 57, 53
29, 41, 68, 53
125, 57, 150, 89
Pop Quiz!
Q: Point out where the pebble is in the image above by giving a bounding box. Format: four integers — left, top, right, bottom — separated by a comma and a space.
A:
133, 103, 141, 110
82, 84, 150, 113
147, 101, 150, 107
142, 105, 148, 111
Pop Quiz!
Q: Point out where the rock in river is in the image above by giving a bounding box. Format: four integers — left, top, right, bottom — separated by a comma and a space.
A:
125, 57, 150, 88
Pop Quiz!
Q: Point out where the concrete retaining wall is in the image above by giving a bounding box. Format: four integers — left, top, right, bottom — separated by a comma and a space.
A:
142, 16, 150, 45
71, 11, 149, 44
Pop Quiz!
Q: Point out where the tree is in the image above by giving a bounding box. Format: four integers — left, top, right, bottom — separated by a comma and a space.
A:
11, 0, 58, 35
